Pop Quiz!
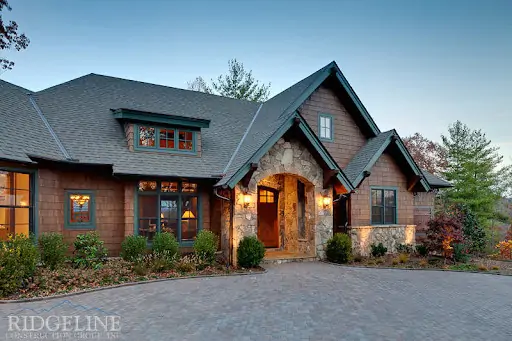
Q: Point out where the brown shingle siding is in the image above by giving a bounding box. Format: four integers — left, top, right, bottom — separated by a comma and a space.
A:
299, 84, 367, 168
350, 152, 414, 226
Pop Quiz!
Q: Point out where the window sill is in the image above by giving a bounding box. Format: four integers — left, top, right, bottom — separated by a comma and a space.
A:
64, 225, 96, 230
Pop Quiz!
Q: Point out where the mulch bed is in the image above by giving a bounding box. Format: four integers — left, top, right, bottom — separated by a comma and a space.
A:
343, 254, 512, 276
2, 259, 264, 301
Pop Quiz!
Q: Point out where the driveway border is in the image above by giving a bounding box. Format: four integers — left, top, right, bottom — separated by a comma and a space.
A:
322, 260, 512, 277
0, 268, 267, 304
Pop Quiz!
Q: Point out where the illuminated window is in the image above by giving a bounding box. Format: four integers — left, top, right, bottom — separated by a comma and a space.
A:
136, 125, 196, 153
0, 170, 33, 239
259, 189, 275, 203
65, 191, 95, 229
137, 180, 202, 244
138, 126, 155, 147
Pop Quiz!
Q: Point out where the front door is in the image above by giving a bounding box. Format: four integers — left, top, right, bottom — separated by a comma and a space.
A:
257, 187, 279, 248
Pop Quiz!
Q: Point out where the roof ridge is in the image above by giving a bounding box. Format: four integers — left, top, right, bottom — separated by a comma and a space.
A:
0, 79, 33, 94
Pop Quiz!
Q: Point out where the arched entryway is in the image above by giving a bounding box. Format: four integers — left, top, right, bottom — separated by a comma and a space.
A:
257, 173, 316, 256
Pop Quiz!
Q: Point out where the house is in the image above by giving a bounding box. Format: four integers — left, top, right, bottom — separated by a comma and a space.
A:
0, 61, 451, 263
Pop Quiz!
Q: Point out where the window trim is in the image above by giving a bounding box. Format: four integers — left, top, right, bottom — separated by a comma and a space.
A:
64, 190, 96, 230
0, 167, 37, 238
318, 113, 334, 141
134, 124, 197, 155
370, 186, 398, 225
134, 180, 202, 246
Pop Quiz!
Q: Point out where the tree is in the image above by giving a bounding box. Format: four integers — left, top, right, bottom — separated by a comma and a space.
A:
441, 121, 512, 227
188, 59, 271, 102
0, 0, 29, 70
403, 133, 447, 175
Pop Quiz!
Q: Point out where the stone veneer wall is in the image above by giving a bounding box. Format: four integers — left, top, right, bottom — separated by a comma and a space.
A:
350, 225, 415, 256
231, 138, 333, 264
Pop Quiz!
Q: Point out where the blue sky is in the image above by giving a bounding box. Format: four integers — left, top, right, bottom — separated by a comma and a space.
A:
2, 0, 511, 163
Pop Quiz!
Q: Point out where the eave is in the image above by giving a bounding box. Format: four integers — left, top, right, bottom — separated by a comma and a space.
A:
112, 108, 211, 129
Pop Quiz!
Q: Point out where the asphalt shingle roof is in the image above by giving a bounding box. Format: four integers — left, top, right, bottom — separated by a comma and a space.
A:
32, 74, 260, 178
343, 130, 395, 184
421, 169, 452, 188
0, 80, 66, 163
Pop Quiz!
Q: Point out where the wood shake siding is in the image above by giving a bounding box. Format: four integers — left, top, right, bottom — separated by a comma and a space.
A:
350, 152, 414, 226
38, 169, 125, 255
299, 84, 367, 168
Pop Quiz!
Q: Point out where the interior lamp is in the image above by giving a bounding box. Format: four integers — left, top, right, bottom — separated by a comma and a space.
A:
182, 210, 196, 219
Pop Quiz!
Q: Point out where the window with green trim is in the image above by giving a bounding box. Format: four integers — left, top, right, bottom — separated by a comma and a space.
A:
371, 189, 397, 224
65, 190, 95, 229
318, 114, 333, 141
137, 180, 200, 244
136, 125, 196, 153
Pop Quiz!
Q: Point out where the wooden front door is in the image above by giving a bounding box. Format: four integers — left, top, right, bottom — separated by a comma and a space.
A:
257, 187, 279, 248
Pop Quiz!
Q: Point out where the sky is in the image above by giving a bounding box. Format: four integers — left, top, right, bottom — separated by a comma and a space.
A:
2, 0, 511, 163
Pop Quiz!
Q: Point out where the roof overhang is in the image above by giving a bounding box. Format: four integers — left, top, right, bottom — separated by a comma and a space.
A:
217, 113, 354, 191
112, 108, 211, 129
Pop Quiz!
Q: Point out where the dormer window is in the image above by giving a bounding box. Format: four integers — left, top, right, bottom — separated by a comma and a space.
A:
136, 125, 197, 153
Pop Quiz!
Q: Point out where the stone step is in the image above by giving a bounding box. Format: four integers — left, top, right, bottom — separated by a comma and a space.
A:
262, 256, 318, 265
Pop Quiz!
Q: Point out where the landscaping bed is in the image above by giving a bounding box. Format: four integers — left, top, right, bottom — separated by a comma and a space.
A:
344, 254, 512, 275
2, 259, 263, 301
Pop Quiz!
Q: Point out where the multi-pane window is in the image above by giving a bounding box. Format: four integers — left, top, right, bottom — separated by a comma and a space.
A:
319, 114, 333, 140
65, 191, 95, 229
371, 189, 397, 225
137, 180, 200, 244
137, 125, 196, 153
0, 170, 33, 240
258, 189, 275, 203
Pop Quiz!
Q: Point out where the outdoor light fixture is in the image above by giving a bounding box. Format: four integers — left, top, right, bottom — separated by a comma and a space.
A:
322, 195, 331, 209
242, 190, 251, 208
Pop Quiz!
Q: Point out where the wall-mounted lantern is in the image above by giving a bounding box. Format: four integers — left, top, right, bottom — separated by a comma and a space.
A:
322, 194, 332, 209
242, 189, 251, 208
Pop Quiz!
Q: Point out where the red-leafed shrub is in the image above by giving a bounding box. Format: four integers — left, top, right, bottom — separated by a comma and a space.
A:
426, 212, 464, 258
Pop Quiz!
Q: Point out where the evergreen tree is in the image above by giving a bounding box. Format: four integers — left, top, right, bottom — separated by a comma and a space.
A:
441, 121, 512, 226
188, 59, 271, 102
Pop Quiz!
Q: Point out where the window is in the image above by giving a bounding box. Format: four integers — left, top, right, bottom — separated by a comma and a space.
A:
136, 125, 196, 153
137, 180, 201, 244
0, 170, 34, 239
319, 114, 333, 141
371, 188, 397, 225
258, 189, 275, 203
65, 191, 95, 229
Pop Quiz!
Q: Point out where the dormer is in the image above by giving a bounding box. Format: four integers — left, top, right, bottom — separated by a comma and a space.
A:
112, 108, 210, 156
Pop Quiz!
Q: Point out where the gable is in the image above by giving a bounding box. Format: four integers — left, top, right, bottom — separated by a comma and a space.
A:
299, 84, 367, 168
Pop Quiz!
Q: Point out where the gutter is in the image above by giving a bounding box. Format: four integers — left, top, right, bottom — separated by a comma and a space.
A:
28, 95, 74, 161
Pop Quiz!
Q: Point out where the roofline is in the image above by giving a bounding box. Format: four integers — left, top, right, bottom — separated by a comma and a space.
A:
352, 133, 395, 186
112, 108, 211, 128
393, 131, 431, 191
217, 112, 354, 191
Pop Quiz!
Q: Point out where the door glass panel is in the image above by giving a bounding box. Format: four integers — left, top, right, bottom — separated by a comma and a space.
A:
181, 197, 198, 240
161, 199, 178, 237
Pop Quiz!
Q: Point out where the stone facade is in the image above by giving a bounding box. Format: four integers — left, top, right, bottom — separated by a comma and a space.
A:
230, 138, 333, 264
350, 225, 416, 256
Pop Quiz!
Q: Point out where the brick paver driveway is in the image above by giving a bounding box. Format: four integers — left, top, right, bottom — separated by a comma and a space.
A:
1, 262, 512, 340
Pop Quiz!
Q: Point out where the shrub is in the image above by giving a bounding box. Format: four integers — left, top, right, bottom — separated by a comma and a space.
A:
415, 244, 428, 257
453, 243, 470, 263
397, 244, 414, 254
325, 233, 352, 264
456, 205, 486, 254
398, 253, 409, 264
38, 233, 68, 270
353, 254, 363, 263
426, 211, 464, 257
152, 232, 179, 260
496, 240, 512, 260
134, 251, 177, 273
0, 234, 39, 297
418, 259, 428, 267
370, 243, 387, 257
193, 230, 218, 265
175, 255, 197, 273
73, 232, 108, 269
121, 235, 147, 262
478, 265, 488, 271
491, 265, 500, 271
237, 236, 266, 268
391, 258, 399, 266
